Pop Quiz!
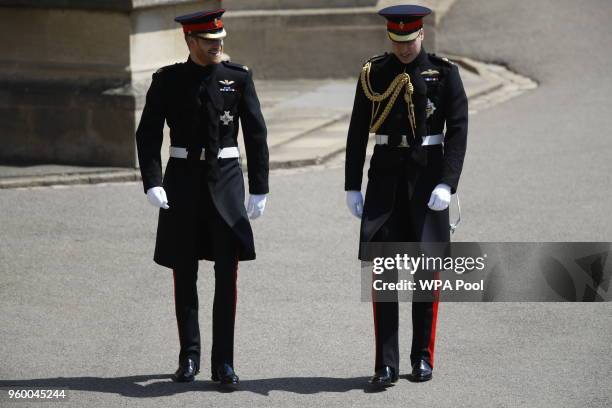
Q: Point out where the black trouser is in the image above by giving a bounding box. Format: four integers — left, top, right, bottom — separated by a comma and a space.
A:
172, 198, 239, 372
370, 175, 448, 372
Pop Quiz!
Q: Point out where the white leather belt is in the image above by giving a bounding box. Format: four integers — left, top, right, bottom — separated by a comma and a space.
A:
375, 133, 444, 147
169, 146, 240, 160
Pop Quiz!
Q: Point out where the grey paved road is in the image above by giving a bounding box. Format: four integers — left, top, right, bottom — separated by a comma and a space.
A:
438, 0, 612, 242
1, 0, 612, 407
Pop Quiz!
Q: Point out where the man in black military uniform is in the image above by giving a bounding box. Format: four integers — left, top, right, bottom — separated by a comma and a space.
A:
136, 9, 269, 385
345, 5, 468, 385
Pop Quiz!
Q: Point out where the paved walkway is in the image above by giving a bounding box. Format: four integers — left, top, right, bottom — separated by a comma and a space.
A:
0, 57, 534, 189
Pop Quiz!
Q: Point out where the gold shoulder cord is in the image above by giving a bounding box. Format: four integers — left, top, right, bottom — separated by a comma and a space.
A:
360, 62, 416, 137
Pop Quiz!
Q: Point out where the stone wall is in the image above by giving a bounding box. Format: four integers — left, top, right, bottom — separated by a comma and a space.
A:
0, 0, 218, 166
0, 0, 441, 166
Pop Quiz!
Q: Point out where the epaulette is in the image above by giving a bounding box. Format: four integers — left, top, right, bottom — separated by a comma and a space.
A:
428, 53, 456, 67
365, 53, 389, 65
154, 63, 180, 76
222, 60, 249, 72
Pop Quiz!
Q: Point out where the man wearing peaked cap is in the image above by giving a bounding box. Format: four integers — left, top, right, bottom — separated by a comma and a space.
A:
174, 9, 227, 39
380, 4, 431, 42
345, 4, 468, 386
136, 8, 269, 386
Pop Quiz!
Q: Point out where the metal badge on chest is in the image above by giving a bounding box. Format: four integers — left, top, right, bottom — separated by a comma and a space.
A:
220, 110, 234, 125
219, 79, 236, 92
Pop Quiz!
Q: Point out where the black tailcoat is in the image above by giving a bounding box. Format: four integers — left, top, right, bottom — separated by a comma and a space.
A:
136, 58, 269, 268
345, 49, 468, 259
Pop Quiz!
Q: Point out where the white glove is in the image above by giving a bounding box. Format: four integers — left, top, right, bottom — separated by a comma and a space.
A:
346, 191, 364, 219
428, 183, 451, 211
146, 186, 169, 210
247, 194, 267, 220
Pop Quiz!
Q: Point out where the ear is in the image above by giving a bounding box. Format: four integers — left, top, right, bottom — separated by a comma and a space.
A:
184, 34, 195, 47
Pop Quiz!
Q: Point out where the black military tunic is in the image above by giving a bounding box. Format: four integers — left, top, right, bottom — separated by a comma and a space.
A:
137, 57, 269, 269
345, 48, 468, 371
136, 56, 268, 370
346, 48, 468, 254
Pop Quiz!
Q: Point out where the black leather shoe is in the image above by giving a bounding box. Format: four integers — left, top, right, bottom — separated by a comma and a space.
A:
369, 366, 399, 386
408, 359, 433, 382
171, 358, 199, 382
211, 363, 239, 385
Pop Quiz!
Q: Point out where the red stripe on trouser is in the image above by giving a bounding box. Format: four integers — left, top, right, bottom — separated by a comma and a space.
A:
427, 282, 441, 368
371, 271, 379, 368
233, 254, 239, 322
172, 270, 182, 345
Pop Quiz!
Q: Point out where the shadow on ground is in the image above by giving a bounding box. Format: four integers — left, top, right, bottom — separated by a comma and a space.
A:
0, 375, 398, 397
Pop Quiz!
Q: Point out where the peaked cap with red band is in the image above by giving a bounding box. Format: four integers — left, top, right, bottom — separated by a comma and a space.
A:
174, 9, 226, 39
378, 4, 432, 42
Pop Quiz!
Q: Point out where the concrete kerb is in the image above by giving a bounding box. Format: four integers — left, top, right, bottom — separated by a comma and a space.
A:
269, 146, 347, 170
268, 112, 351, 149
454, 56, 538, 114
0, 170, 141, 189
